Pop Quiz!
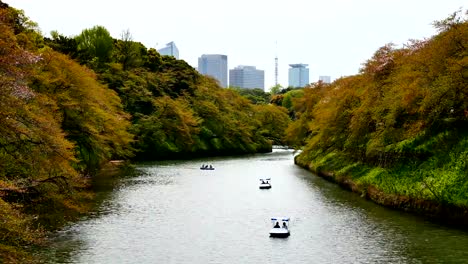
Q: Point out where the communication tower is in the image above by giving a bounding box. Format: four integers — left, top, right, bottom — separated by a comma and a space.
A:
275, 41, 278, 86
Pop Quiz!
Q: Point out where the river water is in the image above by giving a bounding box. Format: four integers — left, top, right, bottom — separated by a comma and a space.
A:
43, 150, 468, 263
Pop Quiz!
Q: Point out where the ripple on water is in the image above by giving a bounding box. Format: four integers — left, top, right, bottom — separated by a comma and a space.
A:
43, 150, 468, 264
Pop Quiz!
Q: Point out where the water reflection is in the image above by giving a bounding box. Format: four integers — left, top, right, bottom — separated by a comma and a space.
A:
42, 150, 468, 263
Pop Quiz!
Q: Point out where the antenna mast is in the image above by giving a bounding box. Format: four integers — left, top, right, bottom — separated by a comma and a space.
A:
275, 41, 278, 86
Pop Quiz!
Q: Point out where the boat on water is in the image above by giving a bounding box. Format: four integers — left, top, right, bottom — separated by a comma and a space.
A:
259, 178, 271, 189
200, 164, 215, 170
269, 217, 290, 238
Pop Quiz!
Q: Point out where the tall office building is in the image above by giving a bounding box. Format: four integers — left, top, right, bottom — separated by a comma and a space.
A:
288, 64, 309, 88
198, 54, 228, 88
229, 65, 264, 89
158, 41, 179, 59
319, 75, 331, 84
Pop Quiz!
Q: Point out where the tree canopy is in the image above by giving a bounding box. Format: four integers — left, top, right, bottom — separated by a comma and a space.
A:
289, 10, 468, 207
1, 3, 291, 260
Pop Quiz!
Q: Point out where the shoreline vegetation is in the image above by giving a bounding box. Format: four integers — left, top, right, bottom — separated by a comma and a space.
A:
1, 0, 467, 262
294, 156, 468, 226
0, 1, 289, 262
286, 10, 468, 226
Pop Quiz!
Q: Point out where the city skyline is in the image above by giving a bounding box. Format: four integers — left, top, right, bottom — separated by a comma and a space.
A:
164, 41, 317, 89
5, 0, 466, 90
164, 41, 316, 89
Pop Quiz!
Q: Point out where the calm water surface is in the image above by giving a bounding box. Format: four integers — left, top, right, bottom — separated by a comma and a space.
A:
44, 150, 468, 263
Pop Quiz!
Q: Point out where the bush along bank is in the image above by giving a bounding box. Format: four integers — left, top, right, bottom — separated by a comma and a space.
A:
294, 139, 468, 227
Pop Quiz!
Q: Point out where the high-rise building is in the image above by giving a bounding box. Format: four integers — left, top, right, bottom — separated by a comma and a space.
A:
158, 41, 179, 59
319, 75, 331, 84
198, 54, 228, 88
288, 64, 309, 88
229, 65, 264, 90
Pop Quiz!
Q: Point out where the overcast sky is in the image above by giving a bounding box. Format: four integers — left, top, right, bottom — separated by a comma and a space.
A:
4, 0, 466, 90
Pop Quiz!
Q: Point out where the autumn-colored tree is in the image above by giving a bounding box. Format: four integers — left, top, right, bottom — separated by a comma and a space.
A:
31, 49, 134, 175
1, 2, 291, 261
0, 5, 84, 260
253, 104, 290, 145
291, 10, 468, 207
284, 83, 325, 147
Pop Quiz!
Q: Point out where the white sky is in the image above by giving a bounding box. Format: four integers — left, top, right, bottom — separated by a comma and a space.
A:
4, 0, 466, 90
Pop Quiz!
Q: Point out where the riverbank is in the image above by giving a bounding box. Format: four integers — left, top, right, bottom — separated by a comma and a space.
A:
294, 153, 468, 228
0, 161, 134, 263
36, 150, 468, 263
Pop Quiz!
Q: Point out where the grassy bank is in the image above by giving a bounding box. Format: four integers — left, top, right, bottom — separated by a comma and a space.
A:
294, 132, 468, 226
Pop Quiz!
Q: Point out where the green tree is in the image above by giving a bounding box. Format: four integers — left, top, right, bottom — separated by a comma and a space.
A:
144, 48, 162, 71
232, 87, 271, 104
45, 30, 78, 58
132, 96, 201, 159
115, 29, 143, 70
269, 84, 283, 95
75, 25, 114, 68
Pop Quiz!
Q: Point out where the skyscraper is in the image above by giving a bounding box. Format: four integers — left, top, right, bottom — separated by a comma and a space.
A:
198, 54, 228, 88
288, 64, 309, 88
158, 41, 179, 59
319, 75, 331, 84
229, 65, 264, 90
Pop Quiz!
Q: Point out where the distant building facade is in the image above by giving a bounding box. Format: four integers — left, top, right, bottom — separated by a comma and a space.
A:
288, 64, 309, 88
229, 65, 264, 89
198, 54, 228, 88
158, 41, 179, 59
319, 75, 331, 84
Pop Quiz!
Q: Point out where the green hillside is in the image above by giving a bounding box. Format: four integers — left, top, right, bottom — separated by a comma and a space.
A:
0, 2, 289, 261
287, 11, 468, 223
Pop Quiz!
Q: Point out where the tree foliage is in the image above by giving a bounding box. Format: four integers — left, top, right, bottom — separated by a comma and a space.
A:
75, 25, 114, 68
45, 30, 78, 58
114, 29, 144, 70
253, 104, 290, 145
30, 49, 134, 175
231, 87, 271, 104
1, 5, 78, 260
289, 10, 468, 205
0, 3, 292, 261
0, 4, 132, 261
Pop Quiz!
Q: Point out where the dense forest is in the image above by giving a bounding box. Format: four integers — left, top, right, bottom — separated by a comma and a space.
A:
1, 1, 467, 262
0, 2, 289, 262
287, 11, 468, 223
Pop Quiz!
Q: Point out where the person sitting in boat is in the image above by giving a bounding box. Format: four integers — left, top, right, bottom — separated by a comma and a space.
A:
201, 164, 205, 168
274, 222, 280, 228
282, 222, 288, 229
261, 180, 265, 184
209, 165, 213, 169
